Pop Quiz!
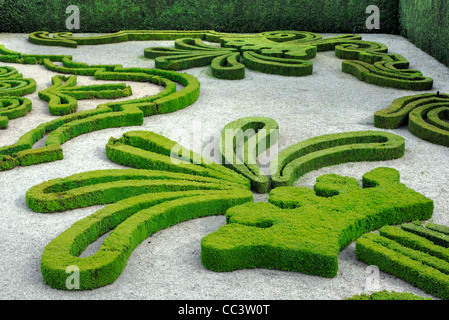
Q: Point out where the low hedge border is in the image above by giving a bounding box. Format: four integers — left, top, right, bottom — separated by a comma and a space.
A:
40, 190, 253, 290
270, 130, 405, 188
356, 222, 449, 300
29, 129, 253, 290
201, 167, 433, 277
106, 130, 250, 188
0, 47, 200, 171
29, 30, 432, 88
345, 290, 431, 300
219, 117, 279, 193
38, 75, 132, 115
374, 92, 449, 147
0, 65, 36, 97
0, 97, 32, 128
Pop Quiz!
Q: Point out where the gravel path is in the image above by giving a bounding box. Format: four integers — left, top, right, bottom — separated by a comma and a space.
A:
0, 33, 448, 300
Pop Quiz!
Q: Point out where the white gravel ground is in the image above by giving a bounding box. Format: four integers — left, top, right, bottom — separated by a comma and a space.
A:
0, 33, 448, 300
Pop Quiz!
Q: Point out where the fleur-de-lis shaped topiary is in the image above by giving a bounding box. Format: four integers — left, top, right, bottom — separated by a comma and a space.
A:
26, 117, 433, 290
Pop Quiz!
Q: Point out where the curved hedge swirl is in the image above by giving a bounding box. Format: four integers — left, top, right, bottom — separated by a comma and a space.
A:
0, 97, 32, 128
270, 131, 405, 188
39, 75, 132, 115
28, 130, 252, 290
0, 65, 36, 97
27, 30, 433, 90
201, 167, 433, 277
0, 46, 200, 171
219, 117, 279, 193
374, 92, 449, 147
25, 115, 418, 290
356, 222, 449, 300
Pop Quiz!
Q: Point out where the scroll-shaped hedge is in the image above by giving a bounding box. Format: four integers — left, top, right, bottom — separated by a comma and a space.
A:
27, 31, 433, 89
106, 130, 250, 188
0, 48, 200, 171
201, 167, 433, 277
374, 92, 449, 147
29, 130, 252, 290
0, 97, 32, 128
270, 131, 405, 188
219, 117, 279, 193
0, 66, 36, 97
356, 222, 449, 300
38, 75, 132, 115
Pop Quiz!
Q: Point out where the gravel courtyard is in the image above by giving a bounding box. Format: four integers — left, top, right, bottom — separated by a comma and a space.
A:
0, 32, 448, 300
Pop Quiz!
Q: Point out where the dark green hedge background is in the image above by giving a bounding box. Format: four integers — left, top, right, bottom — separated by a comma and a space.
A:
0, 0, 448, 68
0, 0, 399, 34
399, 0, 449, 67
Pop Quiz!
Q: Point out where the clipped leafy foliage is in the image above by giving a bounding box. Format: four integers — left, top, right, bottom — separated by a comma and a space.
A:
26, 31, 433, 89
399, 0, 449, 68
29, 130, 252, 290
356, 221, 449, 300
375, 92, 449, 147
0, 97, 32, 128
345, 290, 431, 300
39, 75, 132, 115
0, 46, 200, 171
0, 65, 36, 97
219, 117, 279, 193
270, 130, 405, 188
201, 167, 433, 277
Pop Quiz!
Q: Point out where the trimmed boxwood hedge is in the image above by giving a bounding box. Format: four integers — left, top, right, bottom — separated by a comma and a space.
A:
30, 129, 253, 290
201, 167, 433, 277
356, 222, 449, 300
27, 30, 433, 89
345, 290, 431, 300
0, 48, 200, 171
0, 65, 36, 97
2, 0, 399, 34
0, 97, 32, 128
38, 75, 132, 115
219, 117, 279, 193
270, 130, 405, 188
106, 130, 250, 188
374, 92, 449, 147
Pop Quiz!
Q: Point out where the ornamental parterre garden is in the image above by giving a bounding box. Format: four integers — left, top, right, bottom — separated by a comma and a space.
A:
0, 28, 449, 301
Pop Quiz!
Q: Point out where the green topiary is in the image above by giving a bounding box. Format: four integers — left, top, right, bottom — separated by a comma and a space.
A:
345, 290, 431, 300
26, 31, 433, 90
0, 97, 32, 128
0, 48, 200, 171
374, 92, 449, 147
201, 167, 433, 277
270, 131, 405, 188
38, 75, 132, 115
356, 222, 449, 300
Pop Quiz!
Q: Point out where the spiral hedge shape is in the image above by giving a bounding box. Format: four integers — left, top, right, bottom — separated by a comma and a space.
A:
374, 92, 449, 147
0, 97, 32, 128
28, 130, 252, 290
26, 30, 433, 90
201, 167, 433, 277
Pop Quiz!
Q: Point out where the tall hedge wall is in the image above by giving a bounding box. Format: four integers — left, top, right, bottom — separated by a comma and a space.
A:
399, 0, 449, 67
0, 0, 399, 34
